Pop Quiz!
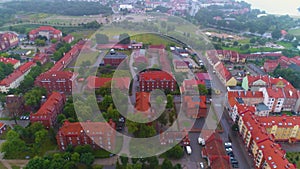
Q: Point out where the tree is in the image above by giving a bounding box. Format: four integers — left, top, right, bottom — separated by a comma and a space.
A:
35, 129, 48, 146
165, 144, 184, 159
146, 156, 159, 168
272, 29, 282, 40
71, 152, 80, 163
166, 94, 174, 109
1, 130, 26, 158
24, 87, 47, 109
95, 34, 109, 44
25, 157, 45, 169
119, 33, 130, 44
57, 114, 66, 125
120, 155, 129, 166
74, 145, 93, 155
80, 152, 95, 166
198, 84, 208, 95
162, 159, 173, 169
249, 38, 256, 44
233, 41, 238, 46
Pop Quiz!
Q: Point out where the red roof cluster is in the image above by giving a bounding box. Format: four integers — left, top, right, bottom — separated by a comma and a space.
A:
139, 70, 174, 81
215, 62, 232, 81
49, 42, 83, 72
0, 61, 36, 87
202, 133, 231, 169
29, 26, 61, 35
0, 57, 19, 66
86, 76, 130, 90
62, 34, 74, 43
30, 92, 66, 128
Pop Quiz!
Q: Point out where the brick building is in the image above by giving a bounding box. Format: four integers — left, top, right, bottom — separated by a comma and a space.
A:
103, 51, 127, 66
183, 95, 207, 118
30, 92, 66, 128
0, 61, 36, 93
6, 94, 25, 117
33, 53, 50, 65
0, 32, 19, 52
29, 26, 62, 41
56, 120, 116, 151
35, 71, 78, 94
0, 57, 20, 69
139, 70, 176, 92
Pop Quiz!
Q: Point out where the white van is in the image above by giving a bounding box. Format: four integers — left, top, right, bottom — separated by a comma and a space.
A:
186, 145, 192, 155
198, 137, 205, 146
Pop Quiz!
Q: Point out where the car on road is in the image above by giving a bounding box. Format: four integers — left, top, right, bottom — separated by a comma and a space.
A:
199, 162, 204, 169
185, 145, 192, 155
225, 148, 232, 152
198, 137, 205, 146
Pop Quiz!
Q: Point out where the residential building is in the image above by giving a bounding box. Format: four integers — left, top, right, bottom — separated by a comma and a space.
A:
63, 34, 74, 44
49, 42, 82, 72
201, 132, 231, 169
103, 51, 127, 66
0, 123, 6, 134
263, 60, 279, 73
86, 76, 130, 90
181, 79, 204, 94
173, 60, 189, 72
196, 73, 212, 89
0, 61, 36, 93
282, 89, 298, 111
29, 26, 62, 41
160, 130, 189, 146
6, 94, 25, 117
30, 92, 66, 128
0, 57, 20, 69
56, 120, 116, 151
0, 32, 19, 52
260, 88, 285, 113
214, 62, 236, 86
35, 71, 78, 94
33, 53, 50, 65
139, 70, 176, 92
183, 96, 207, 118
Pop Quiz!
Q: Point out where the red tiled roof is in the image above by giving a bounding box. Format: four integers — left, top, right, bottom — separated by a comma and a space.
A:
29, 26, 62, 35
215, 62, 231, 81
63, 34, 74, 43
196, 73, 211, 80
139, 71, 174, 81
58, 120, 116, 136
257, 115, 300, 128
31, 92, 65, 117
228, 91, 263, 99
258, 140, 295, 169
184, 95, 207, 109
266, 88, 284, 98
0, 61, 36, 86
135, 92, 150, 112
210, 156, 231, 169
86, 76, 131, 90
86, 76, 112, 89
0, 57, 19, 65
36, 71, 77, 84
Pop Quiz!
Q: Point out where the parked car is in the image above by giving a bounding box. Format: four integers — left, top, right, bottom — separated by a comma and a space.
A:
198, 137, 205, 146
185, 145, 192, 155
200, 162, 204, 169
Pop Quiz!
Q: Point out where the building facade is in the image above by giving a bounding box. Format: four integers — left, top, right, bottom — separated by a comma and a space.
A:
35, 71, 78, 94
0, 32, 19, 52
30, 92, 66, 128
29, 26, 62, 41
56, 120, 116, 151
139, 70, 176, 92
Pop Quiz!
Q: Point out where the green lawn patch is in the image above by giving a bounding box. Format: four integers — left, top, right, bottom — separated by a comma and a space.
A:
286, 152, 300, 168
289, 28, 300, 36
0, 162, 7, 169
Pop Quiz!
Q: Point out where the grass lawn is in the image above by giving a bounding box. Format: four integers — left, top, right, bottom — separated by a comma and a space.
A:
0, 162, 7, 169
289, 28, 300, 36
276, 41, 294, 49
286, 152, 300, 168
75, 51, 99, 66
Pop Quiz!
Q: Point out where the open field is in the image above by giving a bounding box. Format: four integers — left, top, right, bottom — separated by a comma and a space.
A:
289, 28, 300, 36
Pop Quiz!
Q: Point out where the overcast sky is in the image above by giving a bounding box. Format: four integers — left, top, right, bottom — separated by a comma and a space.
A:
240, 0, 300, 16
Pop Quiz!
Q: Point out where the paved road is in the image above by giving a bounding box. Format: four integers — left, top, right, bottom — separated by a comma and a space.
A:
196, 51, 254, 169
